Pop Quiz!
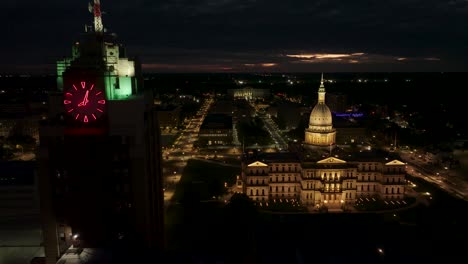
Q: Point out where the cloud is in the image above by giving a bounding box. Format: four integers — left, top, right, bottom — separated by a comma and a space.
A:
284, 52, 443, 65
1, 0, 467, 72
286, 53, 356, 59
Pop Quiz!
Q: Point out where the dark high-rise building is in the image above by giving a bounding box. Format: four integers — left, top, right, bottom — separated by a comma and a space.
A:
38, 1, 164, 263
326, 92, 348, 113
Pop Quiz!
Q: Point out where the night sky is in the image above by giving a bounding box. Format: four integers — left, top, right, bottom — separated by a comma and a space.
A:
2, 0, 468, 73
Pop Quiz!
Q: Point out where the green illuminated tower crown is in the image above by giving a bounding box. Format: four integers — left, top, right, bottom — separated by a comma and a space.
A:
57, 0, 141, 101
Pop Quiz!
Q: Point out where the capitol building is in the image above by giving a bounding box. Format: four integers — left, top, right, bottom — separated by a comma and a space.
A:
240, 75, 407, 210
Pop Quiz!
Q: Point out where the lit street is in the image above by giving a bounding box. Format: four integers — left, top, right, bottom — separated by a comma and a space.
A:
399, 150, 468, 201
258, 112, 288, 150
163, 96, 214, 203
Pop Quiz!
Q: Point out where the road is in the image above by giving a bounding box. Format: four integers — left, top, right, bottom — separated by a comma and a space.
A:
399, 150, 468, 201
162, 96, 214, 203
260, 113, 288, 150
251, 103, 288, 151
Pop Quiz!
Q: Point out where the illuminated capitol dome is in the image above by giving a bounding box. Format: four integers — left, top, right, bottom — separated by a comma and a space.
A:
304, 73, 336, 148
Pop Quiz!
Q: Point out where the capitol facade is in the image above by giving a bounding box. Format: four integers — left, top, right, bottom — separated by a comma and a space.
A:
240, 75, 407, 211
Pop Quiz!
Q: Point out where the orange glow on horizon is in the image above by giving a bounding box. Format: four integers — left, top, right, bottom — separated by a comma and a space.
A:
261, 63, 277, 67
286, 53, 362, 59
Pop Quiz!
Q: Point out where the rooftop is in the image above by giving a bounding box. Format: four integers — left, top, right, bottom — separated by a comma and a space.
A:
0, 161, 35, 186
332, 148, 403, 163
244, 151, 300, 164
200, 113, 232, 130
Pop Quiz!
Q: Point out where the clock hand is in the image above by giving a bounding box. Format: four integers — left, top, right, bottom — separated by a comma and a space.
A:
78, 91, 90, 107
83, 90, 89, 106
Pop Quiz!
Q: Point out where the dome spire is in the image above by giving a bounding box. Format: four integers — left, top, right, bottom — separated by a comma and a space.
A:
318, 73, 326, 103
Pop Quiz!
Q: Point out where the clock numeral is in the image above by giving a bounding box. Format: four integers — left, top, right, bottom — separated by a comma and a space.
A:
98, 100, 106, 104
95, 91, 102, 96
92, 114, 97, 120
97, 108, 103, 113
81, 81, 86, 89
64, 100, 72, 105
65, 92, 73, 96
75, 114, 80, 120
84, 115, 89, 123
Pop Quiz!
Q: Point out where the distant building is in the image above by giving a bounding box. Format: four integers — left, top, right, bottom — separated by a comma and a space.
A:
155, 104, 181, 129
241, 151, 407, 210
333, 115, 367, 145
209, 100, 233, 115
0, 102, 45, 141
266, 106, 278, 118
199, 113, 233, 145
326, 93, 348, 113
232, 100, 254, 123
227, 87, 269, 100
304, 74, 336, 148
0, 161, 39, 218
277, 102, 301, 130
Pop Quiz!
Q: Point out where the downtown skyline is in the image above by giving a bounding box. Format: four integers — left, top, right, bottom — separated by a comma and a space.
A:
2, 0, 468, 73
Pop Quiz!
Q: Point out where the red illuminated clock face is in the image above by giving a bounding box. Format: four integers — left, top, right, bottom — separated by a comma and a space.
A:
63, 81, 106, 123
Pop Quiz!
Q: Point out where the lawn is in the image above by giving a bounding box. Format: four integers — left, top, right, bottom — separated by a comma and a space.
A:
354, 196, 416, 211
257, 198, 308, 212
172, 159, 240, 203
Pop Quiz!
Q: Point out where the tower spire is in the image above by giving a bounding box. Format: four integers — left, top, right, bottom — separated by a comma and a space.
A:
318, 73, 326, 103
89, 0, 104, 33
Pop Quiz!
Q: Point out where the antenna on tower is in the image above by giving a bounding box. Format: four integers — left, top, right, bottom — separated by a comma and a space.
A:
89, 0, 104, 34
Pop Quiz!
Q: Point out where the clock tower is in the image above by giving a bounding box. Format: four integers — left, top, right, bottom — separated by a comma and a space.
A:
38, 2, 164, 263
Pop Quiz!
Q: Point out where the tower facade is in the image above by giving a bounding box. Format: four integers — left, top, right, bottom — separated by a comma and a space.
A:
305, 74, 336, 148
39, 2, 163, 263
